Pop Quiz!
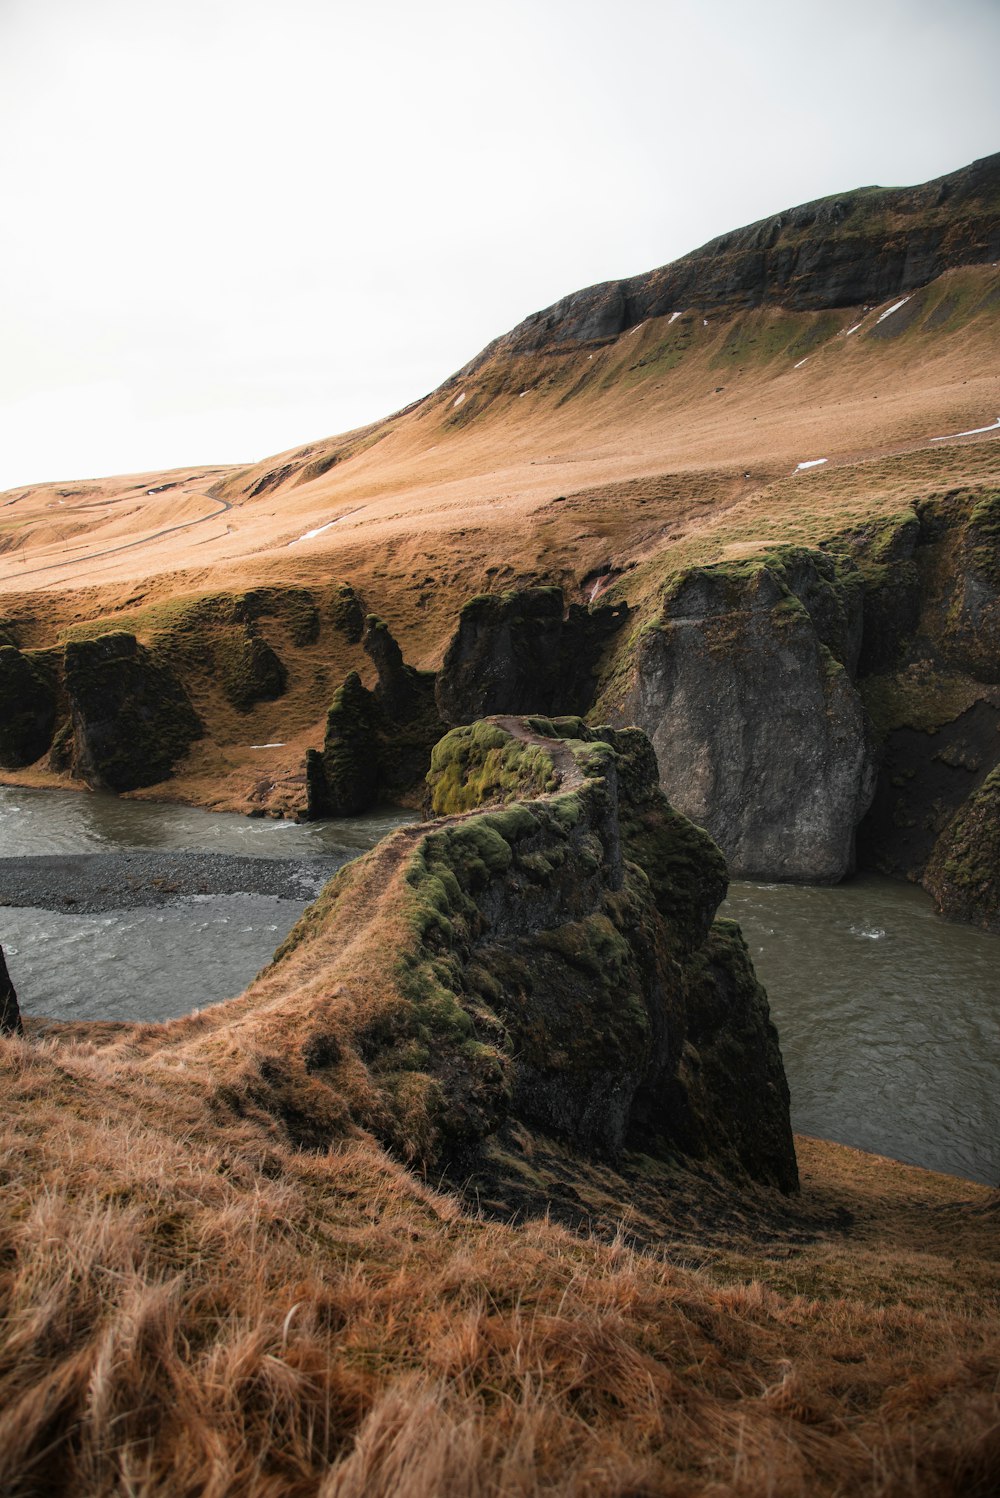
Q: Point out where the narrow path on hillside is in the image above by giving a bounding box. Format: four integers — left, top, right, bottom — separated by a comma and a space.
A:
493, 715, 587, 791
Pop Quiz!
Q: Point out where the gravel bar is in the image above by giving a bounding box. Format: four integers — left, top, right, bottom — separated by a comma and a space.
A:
0, 852, 347, 913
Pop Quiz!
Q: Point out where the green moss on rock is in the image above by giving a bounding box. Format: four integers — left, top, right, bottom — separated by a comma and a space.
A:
306, 671, 380, 817
215, 629, 288, 712
426, 721, 559, 815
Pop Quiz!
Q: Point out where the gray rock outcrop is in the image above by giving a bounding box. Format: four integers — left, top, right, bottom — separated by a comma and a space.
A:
459, 152, 1000, 370
270, 717, 799, 1192
619, 550, 876, 881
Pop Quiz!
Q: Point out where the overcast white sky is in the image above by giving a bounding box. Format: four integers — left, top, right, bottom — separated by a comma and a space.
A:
1, 0, 998, 492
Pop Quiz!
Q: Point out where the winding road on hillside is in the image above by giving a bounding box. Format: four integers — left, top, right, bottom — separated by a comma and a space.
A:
2, 487, 233, 583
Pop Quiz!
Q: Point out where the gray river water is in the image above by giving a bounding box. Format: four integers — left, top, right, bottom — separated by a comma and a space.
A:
1, 785, 996, 1184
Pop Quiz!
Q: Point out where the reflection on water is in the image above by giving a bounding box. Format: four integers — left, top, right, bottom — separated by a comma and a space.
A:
725, 874, 999, 1186
0, 784, 415, 1025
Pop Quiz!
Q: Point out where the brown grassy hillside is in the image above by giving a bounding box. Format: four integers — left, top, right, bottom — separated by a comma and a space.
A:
1, 163, 999, 1494
1, 262, 998, 814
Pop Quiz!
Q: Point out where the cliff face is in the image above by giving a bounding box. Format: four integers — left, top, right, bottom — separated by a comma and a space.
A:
619, 550, 876, 882
461, 152, 1000, 368
0, 645, 57, 769
64, 633, 202, 792
248, 717, 798, 1192
436, 588, 629, 725
848, 491, 1000, 927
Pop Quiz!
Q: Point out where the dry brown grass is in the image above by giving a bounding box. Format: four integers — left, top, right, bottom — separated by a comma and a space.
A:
2, 857, 998, 1497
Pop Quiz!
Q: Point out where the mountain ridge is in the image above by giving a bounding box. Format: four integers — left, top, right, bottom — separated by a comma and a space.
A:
457, 150, 1000, 373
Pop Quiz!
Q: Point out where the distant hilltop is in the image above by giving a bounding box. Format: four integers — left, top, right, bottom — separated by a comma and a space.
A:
461, 151, 1000, 370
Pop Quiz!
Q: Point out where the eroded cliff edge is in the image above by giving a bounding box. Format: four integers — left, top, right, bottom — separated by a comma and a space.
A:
206, 717, 798, 1195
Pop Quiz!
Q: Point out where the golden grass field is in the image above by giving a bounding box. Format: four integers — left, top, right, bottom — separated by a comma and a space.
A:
1, 252, 999, 1492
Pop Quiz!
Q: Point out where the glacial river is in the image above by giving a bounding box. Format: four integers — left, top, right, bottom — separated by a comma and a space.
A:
1, 785, 996, 1185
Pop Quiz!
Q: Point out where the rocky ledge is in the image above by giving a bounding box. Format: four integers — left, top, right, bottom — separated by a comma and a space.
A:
212, 717, 798, 1193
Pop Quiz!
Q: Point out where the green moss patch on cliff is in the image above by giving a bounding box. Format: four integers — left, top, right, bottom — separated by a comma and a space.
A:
427, 721, 560, 815
213, 630, 288, 712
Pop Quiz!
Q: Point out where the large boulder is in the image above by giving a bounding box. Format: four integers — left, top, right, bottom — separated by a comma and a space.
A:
620, 551, 875, 881
64, 632, 202, 792
363, 716, 797, 1190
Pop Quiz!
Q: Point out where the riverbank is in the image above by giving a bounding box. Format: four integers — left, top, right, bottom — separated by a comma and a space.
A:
0, 850, 344, 914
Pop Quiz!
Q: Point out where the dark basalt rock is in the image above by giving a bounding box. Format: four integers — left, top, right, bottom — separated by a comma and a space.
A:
0, 945, 22, 1036
619, 551, 875, 882
924, 766, 1000, 932
352, 717, 797, 1191
306, 618, 441, 817
64, 632, 202, 792
846, 491, 1000, 915
0, 645, 57, 768
436, 586, 629, 726
458, 152, 1000, 369
306, 671, 381, 817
